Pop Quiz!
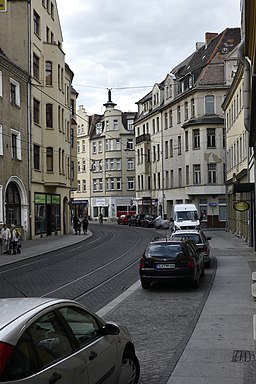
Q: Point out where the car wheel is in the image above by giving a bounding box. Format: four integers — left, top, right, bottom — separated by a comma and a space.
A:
141, 279, 151, 289
119, 350, 140, 384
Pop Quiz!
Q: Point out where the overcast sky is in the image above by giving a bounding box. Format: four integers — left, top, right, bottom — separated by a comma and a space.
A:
57, 0, 241, 115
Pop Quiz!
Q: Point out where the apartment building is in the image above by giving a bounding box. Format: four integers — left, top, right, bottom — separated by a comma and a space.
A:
223, 59, 251, 241
87, 91, 137, 220
71, 105, 90, 218
0, 0, 77, 238
134, 28, 241, 227
237, 0, 256, 250
0, 48, 30, 236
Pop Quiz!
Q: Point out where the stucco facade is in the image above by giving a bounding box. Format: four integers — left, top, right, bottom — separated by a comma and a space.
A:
0, 0, 77, 238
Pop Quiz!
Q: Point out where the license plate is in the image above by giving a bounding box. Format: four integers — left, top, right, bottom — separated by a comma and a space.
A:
156, 263, 175, 269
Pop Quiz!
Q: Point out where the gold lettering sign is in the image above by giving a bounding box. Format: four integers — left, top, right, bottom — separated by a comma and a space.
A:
0, 0, 7, 12
233, 201, 250, 212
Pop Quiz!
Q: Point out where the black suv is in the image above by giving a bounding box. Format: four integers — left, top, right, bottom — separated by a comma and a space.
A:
139, 237, 204, 289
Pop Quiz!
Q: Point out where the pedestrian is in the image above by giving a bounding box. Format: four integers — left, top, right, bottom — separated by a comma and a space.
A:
99, 212, 103, 224
1, 224, 11, 254
10, 224, 21, 254
73, 214, 80, 235
82, 217, 88, 234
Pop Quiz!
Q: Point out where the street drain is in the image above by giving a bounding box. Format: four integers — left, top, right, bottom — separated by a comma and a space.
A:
232, 350, 256, 363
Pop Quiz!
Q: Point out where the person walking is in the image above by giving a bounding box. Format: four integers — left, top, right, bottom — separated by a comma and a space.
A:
10, 224, 21, 254
1, 224, 11, 254
82, 217, 88, 234
73, 214, 81, 235
99, 212, 103, 224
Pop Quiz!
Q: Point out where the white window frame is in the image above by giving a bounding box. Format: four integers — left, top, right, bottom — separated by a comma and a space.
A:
10, 78, 20, 106
10, 128, 21, 160
127, 177, 135, 190
127, 158, 134, 170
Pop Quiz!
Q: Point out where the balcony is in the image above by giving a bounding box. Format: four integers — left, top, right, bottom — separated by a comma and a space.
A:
136, 133, 151, 144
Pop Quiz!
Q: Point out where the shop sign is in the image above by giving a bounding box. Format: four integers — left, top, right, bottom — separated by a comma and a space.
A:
233, 201, 250, 212
0, 0, 7, 12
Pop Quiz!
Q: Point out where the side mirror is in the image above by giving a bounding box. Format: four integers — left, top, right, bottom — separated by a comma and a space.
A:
206, 236, 211, 240
103, 322, 120, 335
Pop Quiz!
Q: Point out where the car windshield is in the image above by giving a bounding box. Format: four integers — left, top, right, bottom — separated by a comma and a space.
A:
146, 243, 182, 258
173, 233, 201, 244
176, 211, 198, 222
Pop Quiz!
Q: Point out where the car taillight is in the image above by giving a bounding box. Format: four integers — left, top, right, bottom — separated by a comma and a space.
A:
140, 258, 145, 268
0, 342, 14, 374
187, 257, 194, 268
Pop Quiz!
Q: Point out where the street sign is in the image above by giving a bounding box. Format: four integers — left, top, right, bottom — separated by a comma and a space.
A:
233, 201, 250, 212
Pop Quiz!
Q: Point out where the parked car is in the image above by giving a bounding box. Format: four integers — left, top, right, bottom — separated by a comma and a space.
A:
140, 215, 156, 228
170, 229, 211, 267
117, 214, 131, 225
129, 214, 145, 226
0, 297, 140, 384
139, 237, 204, 289
154, 216, 170, 229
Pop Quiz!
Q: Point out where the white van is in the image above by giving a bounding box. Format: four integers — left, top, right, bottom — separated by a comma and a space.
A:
171, 204, 200, 231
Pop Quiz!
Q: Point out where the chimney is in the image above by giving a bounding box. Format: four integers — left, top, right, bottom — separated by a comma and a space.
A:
205, 32, 218, 45
196, 42, 204, 51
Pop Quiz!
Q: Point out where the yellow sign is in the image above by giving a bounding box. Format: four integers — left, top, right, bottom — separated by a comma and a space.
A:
0, 0, 7, 12
233, 201, 250, 212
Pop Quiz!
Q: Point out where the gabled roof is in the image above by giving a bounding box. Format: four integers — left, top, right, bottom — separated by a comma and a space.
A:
171, 28, 241, 85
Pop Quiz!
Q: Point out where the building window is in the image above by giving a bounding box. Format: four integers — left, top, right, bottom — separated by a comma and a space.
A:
45, 61, 52, 86
207, 128, 216, 148
185, 131, 188, 151
46, 103, 53, 128
10, 79, 20, 106
82, 140, 86, 152
127, 177, 135, 190
83, 179, 86, 192
184, 102, 188, 121
178, 168, 182, 187
92, 142, 96, 154
186, 165, 189, 185
98, 141, 102, 153
157, 144, 160, 161
33, 98, 40, 124
127, 158, 134, 170
127, 119, 134, 131
117, 178, 121, 190
170, 139, 173, 157
178, 136, 181, 155
219, 198, 227, 221
177, 105, 181, 123
77, 180, 81, 192
165, 141, 168, 158
193, 164, 201, 184
113, 119, 118, 130
208, 163, 216, 184
34, 144, 40, 170
33, 10, 40, 36
11, 130, 21, 160
165, 112, 168, 129
127, 139, 133, 150
152, 119, 155, 134
46, 147, 53, 171
33, 53, 40, 80
169, 110, 173, 127
191, 98, 195, 117
193, 129, 200, 148
205, 95, 215, 114
156, 117, 160, 131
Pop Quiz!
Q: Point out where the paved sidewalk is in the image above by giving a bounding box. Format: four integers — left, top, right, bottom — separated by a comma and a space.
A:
0, 230, 90, 266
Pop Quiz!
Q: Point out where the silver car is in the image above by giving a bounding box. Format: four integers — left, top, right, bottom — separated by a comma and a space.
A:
0, 298, 140, 383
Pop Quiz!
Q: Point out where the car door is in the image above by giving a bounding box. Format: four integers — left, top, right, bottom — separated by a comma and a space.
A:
59, 306, 119, 384
0, 310, 89, 384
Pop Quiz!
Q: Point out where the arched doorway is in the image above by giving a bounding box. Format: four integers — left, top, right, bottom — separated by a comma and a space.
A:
5, 182, 21, 225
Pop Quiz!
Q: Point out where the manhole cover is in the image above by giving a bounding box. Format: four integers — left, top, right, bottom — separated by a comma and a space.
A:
232, 350, 256, 363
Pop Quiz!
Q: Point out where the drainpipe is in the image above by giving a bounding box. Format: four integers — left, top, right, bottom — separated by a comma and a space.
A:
27, 0, 32, 239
